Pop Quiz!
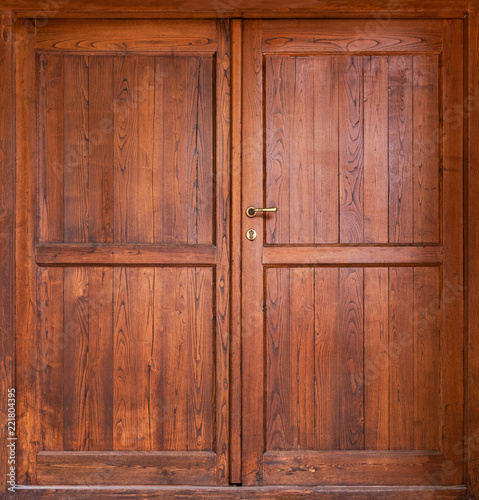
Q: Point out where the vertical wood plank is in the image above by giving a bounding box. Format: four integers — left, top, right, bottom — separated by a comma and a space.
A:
88, 268, 114, 451
265, 56, 294, 244
197, 55, 214, 244
242, 19, 264, 486
114, 56, 139, 243
64, 56, 89, 243
442, 19, 464, 484
88, 56, 114, 243
15, 18, 38, 483
63, 268, 89, 451
113, 267, 137, 450
363, 56, 389, 243
339, 268, 364, 450
364, 267, 389, 450
39, 55, 64, 243
266, 268, 291, 451
0, 11, 14, 492
215, 19, 230, 483
315, 268, 340, 450
38, 267, 64, 451
230, 18, 242, 484
136, 57, 155, 243
113, 267, 154, 450
313, 56, 339, 244
289, 268, 315, 449
468, 3, 479, 495
160, 57, 189, 244
154, 268, 189, 451
413, 56, 440, 244
388, 56, 413, 243
389, 267, 414, 449
187, 267, 214, 451
413, 267, 440, 450
152, 56, 164, 243
290, 58, 314, 243
339, 56, 364, 244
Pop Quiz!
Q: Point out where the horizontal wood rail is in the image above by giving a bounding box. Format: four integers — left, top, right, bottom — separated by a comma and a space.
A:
262, 245, 443, 266
35, 244, 217, 266
16, 485, 468, 499
37, 451, 217, 485
263, 451, 445, 486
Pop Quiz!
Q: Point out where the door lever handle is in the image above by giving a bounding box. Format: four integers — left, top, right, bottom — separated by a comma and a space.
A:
246, 206, 278, 218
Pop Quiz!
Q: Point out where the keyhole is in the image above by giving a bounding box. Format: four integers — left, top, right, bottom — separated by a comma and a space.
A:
246, 229, 257, 241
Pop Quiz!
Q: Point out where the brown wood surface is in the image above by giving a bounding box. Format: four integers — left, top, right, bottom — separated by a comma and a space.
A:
467, 2, 479, 497
13, 18, 231, 488
242, 17, 465, 489
263, 451, 445, 486
11, 486, 470, 499
5, 0, 469, 18
0, 11, 14, 496
36, 451, 216, 485
229, 18, 242, 485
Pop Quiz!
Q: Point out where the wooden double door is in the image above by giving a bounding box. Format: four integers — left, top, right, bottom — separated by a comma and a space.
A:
15, 17, 464, 490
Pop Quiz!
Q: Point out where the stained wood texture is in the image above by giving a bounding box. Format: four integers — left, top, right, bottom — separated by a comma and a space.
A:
39, 53, 214, 245
11, 485, 470, 500
265, 54, 440, 245
0, 11, 13, 496
263, 451, 445, 486
36, 20, 217, 53
15, 19, 39, 485
4, 0, 470, 17
37, 451, 216, 485
468, 3, 479, 497
34, 267, 215, 453
265, 267, 441, 452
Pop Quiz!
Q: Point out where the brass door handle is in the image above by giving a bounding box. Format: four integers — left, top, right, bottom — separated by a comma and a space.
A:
246, 206, 278, 218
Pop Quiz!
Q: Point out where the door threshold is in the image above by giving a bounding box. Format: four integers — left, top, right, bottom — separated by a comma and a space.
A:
14, 485, 469, 499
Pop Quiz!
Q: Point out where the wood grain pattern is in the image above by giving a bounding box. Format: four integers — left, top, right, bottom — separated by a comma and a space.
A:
265, 56, 294, 244
262, 245, 443, 265
214, 19, 231, 484
339, 57, 363, 243
413, 56, 439, 244
63, 267, 90, 451
12, 485, 469, 499
64, 56, 89, 243
261, 20, 444, 52
339, 268, 364, 449
7, 0, 470, 17
242, 19, 265, 486
88, 56, 114, 243
441, 19, 464, 484
229, 18, 242, 484
388, 56, 413, 244
363, 57, 388, 244
0, 11, 13, 495
388, 267, 414, 450
413, 267, 440, 450
35, 244, 217, 266
314, 268, 340, 450
263, 450, 445, 486
15, 20, 39, 483
39, 55, 64, 243
38, 268, 64, 451
35, 20, 218, 53
37, 451, 216, 485
364, 268, 389, 450
468, 3, 479, 496
313, 57, 339, 244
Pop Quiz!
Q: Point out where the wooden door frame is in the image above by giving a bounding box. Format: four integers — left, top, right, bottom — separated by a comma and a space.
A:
0, 1, 478, 498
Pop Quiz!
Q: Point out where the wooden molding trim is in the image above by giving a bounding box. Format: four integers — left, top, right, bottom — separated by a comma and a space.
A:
0, 10, 14, 498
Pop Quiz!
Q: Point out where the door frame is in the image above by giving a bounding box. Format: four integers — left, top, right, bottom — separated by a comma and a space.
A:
0, 1, 478, 498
